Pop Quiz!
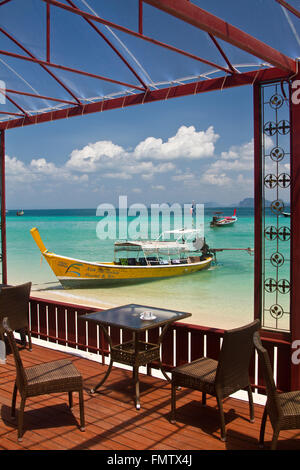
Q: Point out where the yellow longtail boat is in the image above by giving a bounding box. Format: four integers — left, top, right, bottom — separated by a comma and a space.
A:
30, 227, 213, 289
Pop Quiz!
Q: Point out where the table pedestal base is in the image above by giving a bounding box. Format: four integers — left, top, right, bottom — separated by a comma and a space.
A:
89, 324, 173, 409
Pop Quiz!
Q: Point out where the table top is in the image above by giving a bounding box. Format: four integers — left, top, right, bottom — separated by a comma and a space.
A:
83, 303, 192, 331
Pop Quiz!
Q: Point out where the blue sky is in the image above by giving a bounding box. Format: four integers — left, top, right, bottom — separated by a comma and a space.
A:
5, 85, 255, 209
1, 0, 298, 209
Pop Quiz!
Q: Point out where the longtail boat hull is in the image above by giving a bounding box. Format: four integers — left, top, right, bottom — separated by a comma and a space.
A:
30, 227, 212, 289
210, 209, 237, 227
211, 218, 237, 227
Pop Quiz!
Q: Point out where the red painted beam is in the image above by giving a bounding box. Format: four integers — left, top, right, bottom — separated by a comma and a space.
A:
5, 88, 77, 105
0, 88, 28, 116
42, 0, 232, 75
139, 0, 143, 34
65, 0, 148, 90
0, 26, 81, 104
0, 130, 7, 284
143, 0, 297, 73
0, 67, 290, 130
46, 3, 50, 62
276, 0, 300, 19
0, 49, 145, 91
253, 83, 262, 323
0, 111, 24, 116
208, 34, 236, 73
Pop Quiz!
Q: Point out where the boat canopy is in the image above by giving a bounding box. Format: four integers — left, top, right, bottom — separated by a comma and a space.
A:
114, 229, 205, 256
157, 228, 202, 238
114, 240, 192, 254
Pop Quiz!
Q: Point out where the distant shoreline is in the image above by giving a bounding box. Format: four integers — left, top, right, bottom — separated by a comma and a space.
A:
6, 200, 290, 212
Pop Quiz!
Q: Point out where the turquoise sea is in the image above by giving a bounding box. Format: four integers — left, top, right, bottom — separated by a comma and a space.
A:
5, 207, 264, 329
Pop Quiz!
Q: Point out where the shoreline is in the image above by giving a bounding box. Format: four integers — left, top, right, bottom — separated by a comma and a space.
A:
30, 283, 117, 311
28, 280, 253, 329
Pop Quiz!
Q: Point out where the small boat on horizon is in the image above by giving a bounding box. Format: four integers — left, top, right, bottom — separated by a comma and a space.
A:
16, 210, 24, 216
210, 209, 237, 227
30, 227, 213, 289
282, 212, 291, 217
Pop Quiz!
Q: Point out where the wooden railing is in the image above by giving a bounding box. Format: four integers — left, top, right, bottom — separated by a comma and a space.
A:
29, 296, 292, 393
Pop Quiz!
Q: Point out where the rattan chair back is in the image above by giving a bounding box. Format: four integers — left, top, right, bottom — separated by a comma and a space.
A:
0, 282, 32, 350
3, 317, 28, 392
253, 331, 283, 425
0, 282, 31, 332
215, 319, 260, 397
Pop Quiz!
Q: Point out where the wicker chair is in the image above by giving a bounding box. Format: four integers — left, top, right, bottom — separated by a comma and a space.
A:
3, 317, 85, 441
0, 282, 32, 351
171, 319, 260, 441
254, 331, 300, 450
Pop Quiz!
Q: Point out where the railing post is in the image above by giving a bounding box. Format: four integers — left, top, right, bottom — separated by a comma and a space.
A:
290, 73, 300, 390
253, 83, 262, 322
0, 129, 7, 285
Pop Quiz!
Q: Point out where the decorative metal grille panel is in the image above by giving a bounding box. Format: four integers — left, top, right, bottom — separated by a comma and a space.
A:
261, 82, 291, 332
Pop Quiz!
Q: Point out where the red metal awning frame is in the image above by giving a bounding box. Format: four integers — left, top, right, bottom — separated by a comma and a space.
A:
0, 0, 297, 128
144, 0, 297, 73
0, 66, 291, 131
276, 0, 300, 19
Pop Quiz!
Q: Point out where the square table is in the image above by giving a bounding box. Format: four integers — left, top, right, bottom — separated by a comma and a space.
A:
84, 303, 191, 409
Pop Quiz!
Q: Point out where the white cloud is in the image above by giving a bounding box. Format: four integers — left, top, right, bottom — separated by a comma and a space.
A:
236, 174, 253, 186
4, 125, 212, 190
72, 174, 89, 182
201, 138, 258, 187
214, 139, 256, 172
5, 155, 38, 184
104, 172, 132, 179
8, 126, 260, 204
214, 135, 274, 171
64, 125, 217, 181
172, 171, 195, 182
202, 172, 232, 187
30, 158, 57, 174
5, 154, 89, 189
64, 137, 177, 181
134, 125, 219, 160
4, 137, 177, 193
6, 155, 26, 174
66, 141, 125, 172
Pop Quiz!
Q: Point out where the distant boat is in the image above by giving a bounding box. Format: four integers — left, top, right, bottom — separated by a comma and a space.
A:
16, 210, 24, 216
210, 209, 237, 227
282, 212, 291, 217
